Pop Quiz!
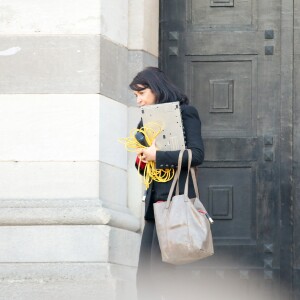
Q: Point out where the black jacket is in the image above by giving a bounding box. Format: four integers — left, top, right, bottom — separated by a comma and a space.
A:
135, 104, 205, 220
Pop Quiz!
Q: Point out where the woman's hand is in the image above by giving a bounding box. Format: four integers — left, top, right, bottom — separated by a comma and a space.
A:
137, 139, 157, 163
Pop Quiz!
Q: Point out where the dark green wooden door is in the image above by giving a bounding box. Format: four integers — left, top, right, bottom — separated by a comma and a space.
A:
160, 1, 294, 299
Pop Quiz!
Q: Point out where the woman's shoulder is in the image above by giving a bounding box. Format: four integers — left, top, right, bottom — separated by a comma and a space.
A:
180, 104, 200, 117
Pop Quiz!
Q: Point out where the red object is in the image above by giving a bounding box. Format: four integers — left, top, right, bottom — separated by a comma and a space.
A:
136, 156, 146, 170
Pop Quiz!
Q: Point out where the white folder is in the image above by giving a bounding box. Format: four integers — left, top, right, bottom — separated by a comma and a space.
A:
140, 101, 186, 151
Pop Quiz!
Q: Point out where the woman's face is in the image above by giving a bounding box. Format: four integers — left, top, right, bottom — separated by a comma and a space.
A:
134, 85, 156, 107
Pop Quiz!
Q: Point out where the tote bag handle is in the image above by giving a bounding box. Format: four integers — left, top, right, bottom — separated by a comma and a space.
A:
166, 149, 199, 208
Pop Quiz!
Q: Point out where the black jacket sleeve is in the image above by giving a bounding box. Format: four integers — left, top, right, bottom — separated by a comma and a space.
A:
155, 105, 204, 169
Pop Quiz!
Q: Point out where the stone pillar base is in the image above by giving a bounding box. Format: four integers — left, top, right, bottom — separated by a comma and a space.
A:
0, 263, 137, 300
0, 224, 140, 300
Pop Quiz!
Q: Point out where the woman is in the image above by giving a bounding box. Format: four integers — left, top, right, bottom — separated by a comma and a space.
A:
130, 67, 204, 300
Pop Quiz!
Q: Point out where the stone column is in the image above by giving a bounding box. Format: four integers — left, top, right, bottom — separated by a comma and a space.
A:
0, 0, 158, 299
127, 0, 160, 222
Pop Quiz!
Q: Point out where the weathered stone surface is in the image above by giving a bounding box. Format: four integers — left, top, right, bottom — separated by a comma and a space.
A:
129, 0, 159, 56
0, 225, 140, 265
100, 95, 128, 169
127, 106, 144, 220
0, 0, 101, 34
100, 37, 129, 104
0, 199, 140, 232
0, 1, 161, 299
0, 35, 100, 93
127, 50, 158, 106
101, 0, 129, 47
99, 162, 127, 206
0, 162, 100, 199
0, 94, 100, 161
0, 263, 137, 300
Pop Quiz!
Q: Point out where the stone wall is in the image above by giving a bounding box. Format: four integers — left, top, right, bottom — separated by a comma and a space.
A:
0, 1, 158, 299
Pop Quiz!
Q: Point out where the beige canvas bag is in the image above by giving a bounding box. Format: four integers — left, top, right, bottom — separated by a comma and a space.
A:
153, 149, 214, 265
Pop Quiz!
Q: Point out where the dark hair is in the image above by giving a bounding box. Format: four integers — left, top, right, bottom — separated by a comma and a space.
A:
129, 67, 189, 105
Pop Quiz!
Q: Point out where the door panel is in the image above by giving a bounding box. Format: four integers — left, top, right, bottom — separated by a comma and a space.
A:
160, 0, 288, 298
187, 0, 257, 29
293, 1, 300, 299
186, 55, 257, 137
200, 167, 255, 242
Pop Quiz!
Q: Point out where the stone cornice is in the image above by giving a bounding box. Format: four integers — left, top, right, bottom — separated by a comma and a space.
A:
0, 199, 140, 232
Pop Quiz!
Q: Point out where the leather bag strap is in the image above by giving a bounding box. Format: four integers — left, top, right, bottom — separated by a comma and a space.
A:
165, 149, 201, 207
175, 150, 185, 195
183, 149, 192, 198
191, 168, 200, 199
166, 150, 185, 208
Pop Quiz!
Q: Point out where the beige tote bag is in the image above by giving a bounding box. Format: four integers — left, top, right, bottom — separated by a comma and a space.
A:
154, 149, 214, 265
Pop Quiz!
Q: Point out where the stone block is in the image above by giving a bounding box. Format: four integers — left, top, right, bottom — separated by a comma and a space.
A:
127, 156, 144, 221
0, 162, 99, 199
143, 0, 159, 56
0, 263, 138, 300
0, 94, 99, 161
100, 36, 129, 104
128, 0, 159, 56
100, 0, 129, 47
99, 162, 127, 206
0, 0, 101, 34
127, 106, 144, 219
0, 225, 140, 265
0, 199, 140, 232
127, 50, 158, 106
100, 95, 127, 169
0, 35, 100, 93
128, 0, 144, 49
